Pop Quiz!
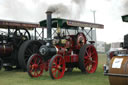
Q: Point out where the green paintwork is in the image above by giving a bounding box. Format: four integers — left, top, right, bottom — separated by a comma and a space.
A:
40, 18, 72, 29
40, 18, 104, 29
122, 15, 128, 22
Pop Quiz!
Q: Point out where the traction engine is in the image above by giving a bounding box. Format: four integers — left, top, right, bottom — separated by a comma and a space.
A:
0, 20, 42, 71
27, 11, 104, 79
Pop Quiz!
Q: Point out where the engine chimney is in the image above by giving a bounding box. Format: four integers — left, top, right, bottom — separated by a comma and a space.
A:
46, 11, 52, 39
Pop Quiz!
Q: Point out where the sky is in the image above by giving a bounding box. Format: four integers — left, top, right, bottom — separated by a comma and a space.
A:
0, 0, 128, 43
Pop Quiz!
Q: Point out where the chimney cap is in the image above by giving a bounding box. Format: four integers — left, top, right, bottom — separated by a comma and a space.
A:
46, 11, 53, 14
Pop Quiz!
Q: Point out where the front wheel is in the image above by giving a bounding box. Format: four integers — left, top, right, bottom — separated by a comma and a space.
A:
27, 54, 44, 78
49, 55, 65, 79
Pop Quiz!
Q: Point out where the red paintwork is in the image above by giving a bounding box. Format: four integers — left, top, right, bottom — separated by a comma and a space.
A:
64, 54, 78, 63
70, 54, 79, 62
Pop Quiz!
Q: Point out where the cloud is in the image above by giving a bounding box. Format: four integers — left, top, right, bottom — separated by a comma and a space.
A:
0, 0, 48, 22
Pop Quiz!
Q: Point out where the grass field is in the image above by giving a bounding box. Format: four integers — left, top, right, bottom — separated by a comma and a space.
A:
0, 54, 109, 85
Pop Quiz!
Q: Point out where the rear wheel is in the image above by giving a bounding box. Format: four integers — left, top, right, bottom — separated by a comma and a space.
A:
18, 40, 42, 70
79, 44, 98, 73
27, 54, 44, 77
49, 55, 65, 79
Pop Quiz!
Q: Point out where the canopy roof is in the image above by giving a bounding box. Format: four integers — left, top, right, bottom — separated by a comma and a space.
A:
0, 19, 40, 30
40, 18, 104, 29
122, 15, 128, 22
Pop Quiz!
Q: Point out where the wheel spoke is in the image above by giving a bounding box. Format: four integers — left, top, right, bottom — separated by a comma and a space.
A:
86, 63, 92, 71
54, 70, 57, 76
91, 51, 96, 56
84, 61, 89, 67
38, 59, 42, 64
24, 31, 27, 36
91, 60, 96, 64
32, 45, 38, 53
34, 71, 37, 76
59, 58, 62, 65
86, 49, 91, 57
25, 54, 31, 57
59, 66, 63, 70
34, 57, 38, 64
58, 70, 62, 76
52, 66, 57, 69
52, 69, 57, 73
54, 58, 58, 65
30, 61, 34, 64
27, 48, 33, 54
91, 55, 96, 59
87, 47, 91, 54
84, 56, 89, 60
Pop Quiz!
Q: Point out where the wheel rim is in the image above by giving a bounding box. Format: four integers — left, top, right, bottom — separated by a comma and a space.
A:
77, 33, 86, 48
84, 45, 98, 73
49, 55, 65, 79
27, 54, 44, 77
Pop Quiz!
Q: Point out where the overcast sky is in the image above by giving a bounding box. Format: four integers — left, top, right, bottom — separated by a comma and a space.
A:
0, 0, 128, 43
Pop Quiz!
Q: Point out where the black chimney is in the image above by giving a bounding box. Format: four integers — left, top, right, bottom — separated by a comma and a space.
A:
46, 11, 52, 39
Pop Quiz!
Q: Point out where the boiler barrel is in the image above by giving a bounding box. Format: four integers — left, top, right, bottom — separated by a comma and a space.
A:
108, 56, 128, 85
0, 45, 13, 55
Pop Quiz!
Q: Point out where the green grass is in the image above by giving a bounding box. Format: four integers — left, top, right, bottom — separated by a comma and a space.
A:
0, 54, 109, 85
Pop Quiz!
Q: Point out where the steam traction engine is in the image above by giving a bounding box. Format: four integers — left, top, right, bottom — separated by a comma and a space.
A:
0, 20, 43, 70
27, 11, 104, 79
